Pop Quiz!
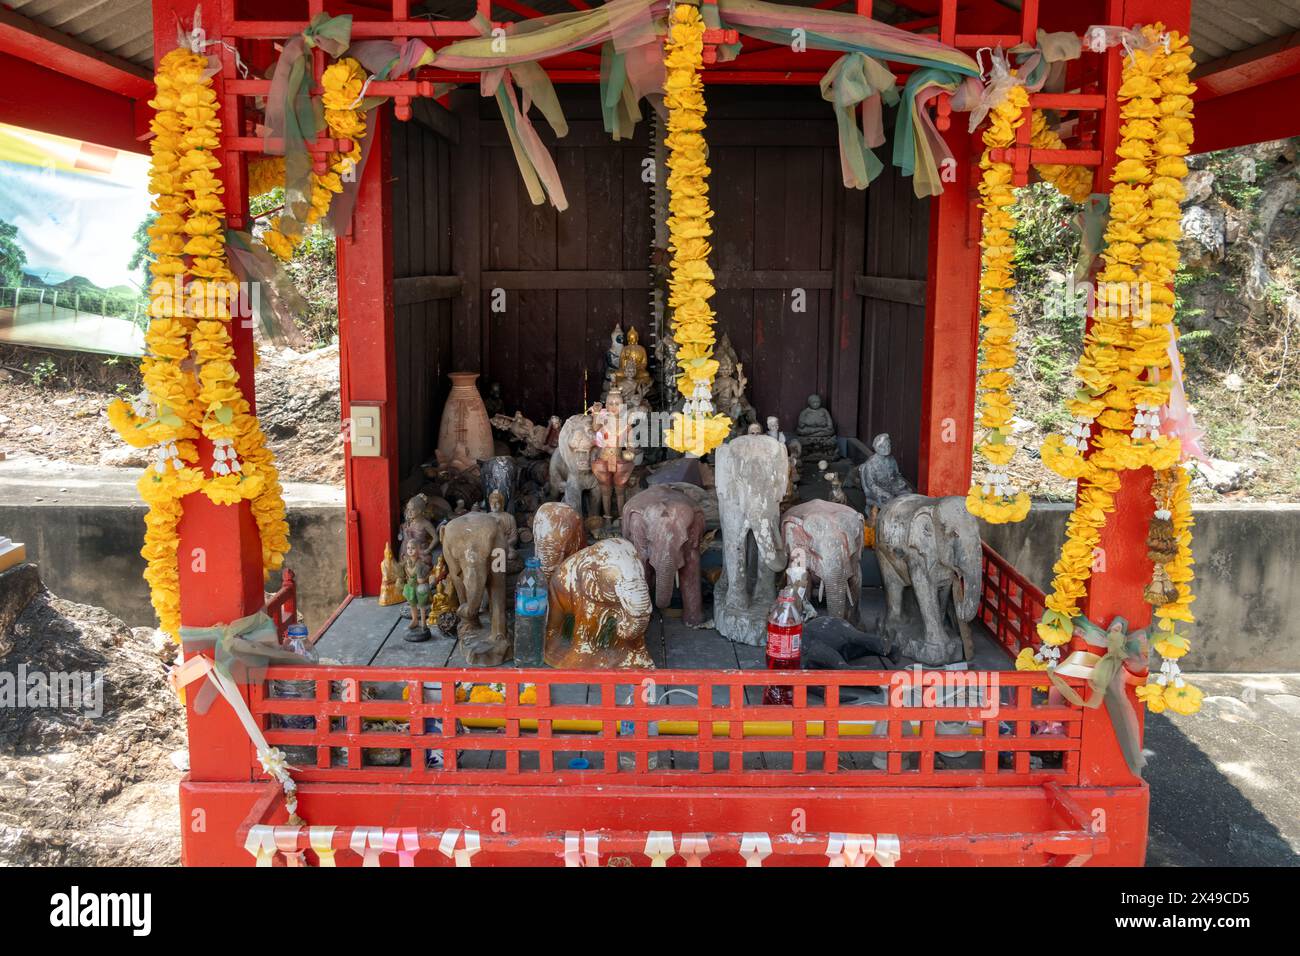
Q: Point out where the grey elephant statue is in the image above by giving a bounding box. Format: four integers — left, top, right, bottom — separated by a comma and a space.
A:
532, 501, 587, 580
780, 500, 866, 623
439, 512, 509, 665
874, 494, 983, 665
713, 433, 788, 645
622, 485, 706, 627
544, 537, 654, 669
479, 455, 519, 514
548, 414, 598, 516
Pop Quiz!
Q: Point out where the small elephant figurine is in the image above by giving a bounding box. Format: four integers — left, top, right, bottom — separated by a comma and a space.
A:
548, 414, 599, 516
780, 500, 866, 623
621, 485, 706, 626
532, 501, 587, 580
875, 494, 982, 665
439, 512, 509, 665
479, 455, 519, 514
544, 537, 654, 669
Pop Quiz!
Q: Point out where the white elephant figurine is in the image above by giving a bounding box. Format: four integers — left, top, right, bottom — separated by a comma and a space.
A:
548, 414, 598, 516
713, 433, 789, 645
780, 500, 865, 623
874, 494, 983, 665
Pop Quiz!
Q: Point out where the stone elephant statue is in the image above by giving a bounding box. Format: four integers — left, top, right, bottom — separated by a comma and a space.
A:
875, 494, 983, 665
544, 537, 654, 669
622, 485, 706, 626
548, 414, 598, 516
439, 512, 509, 665
713, 433, 788, 645
532, 501, 587, 580
780, 500, 865, 622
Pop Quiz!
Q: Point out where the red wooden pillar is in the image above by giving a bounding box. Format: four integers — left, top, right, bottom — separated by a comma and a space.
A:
153, 0, 261, 783
337, 108, 397, 597
1076, 0, 1192, 788
918, 123, 980, 497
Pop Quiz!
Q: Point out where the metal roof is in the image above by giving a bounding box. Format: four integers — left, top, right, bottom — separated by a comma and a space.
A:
5, 0, 1298, 69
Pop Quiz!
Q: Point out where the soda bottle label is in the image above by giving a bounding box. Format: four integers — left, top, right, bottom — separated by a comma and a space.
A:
766, 623, 801, 661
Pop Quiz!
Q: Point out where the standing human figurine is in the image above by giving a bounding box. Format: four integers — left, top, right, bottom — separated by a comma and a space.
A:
487, 489, 523, 573
784, 546, 817, 620
591, 389, 636, 521
398, 493, 439, 564
796, 394, 838, 466
859, 432, 913, 511
396, 538, 434, 639
765, 416, 785, 444
603, 322, 625, 393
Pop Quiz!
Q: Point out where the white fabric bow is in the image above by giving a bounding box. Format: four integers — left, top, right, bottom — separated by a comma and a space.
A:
678, 833, 710, 867
244, 824, 278, 867
350, 826, 385, 867
644, 830, 676, 867
438, 828, 481, 867
564, 831, 601, 867
739, 833, 772, 867
309, 826, 337, 866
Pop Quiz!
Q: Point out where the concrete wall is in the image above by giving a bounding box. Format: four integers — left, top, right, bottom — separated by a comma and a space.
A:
982, 503, 1300, 672
0, 497, 347, 632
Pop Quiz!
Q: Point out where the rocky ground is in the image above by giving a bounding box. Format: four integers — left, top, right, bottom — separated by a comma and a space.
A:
0, 341, 344, 486
0, 563, 184, 866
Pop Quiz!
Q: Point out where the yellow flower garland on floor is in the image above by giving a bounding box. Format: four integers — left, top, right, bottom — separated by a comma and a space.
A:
661, 3, 731, 457
1024, 25, 1200, 714
967, 81, 1031, 524
261, 57, 368, 262
108, 46, 291, 639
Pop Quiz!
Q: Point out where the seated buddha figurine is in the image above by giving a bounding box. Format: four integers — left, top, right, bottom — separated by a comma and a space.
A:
613, 327, 652, 406
797, 393, 838, 465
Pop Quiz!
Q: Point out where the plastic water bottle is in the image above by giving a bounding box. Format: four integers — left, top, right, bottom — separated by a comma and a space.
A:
273, 624, 317, 729
514, 557, 547, 666
763, 590, 803, 706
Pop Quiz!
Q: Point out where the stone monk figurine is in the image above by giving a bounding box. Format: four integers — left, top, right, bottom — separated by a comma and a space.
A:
859, 432, 913, 510
797, 393, 838, 465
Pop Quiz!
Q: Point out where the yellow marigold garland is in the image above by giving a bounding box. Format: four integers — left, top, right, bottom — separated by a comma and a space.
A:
247, 156, 285, 197
261, 58, 367, 262
1025, 25, 1200, 714
661, 4, 731, 457
108, 46, 291, 639
967, 81, 1031, 524
1029, 109, 1093, 203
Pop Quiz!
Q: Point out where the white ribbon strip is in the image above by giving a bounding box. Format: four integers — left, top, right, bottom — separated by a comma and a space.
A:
563, 831, 601, 867
874, 833, 901, 867
678, 833, 710, 867
644, 830, 675, 867
826, 832, 875, 867
309, 826, 337, 866
437, 828, 481, 867
739, 833, 772, 867
273, 825, 304, 866
243, 824, 278, 867
349, 826, 385, 867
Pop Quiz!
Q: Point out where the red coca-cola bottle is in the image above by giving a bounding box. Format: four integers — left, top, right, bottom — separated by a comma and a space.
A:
763, 591, 803, 706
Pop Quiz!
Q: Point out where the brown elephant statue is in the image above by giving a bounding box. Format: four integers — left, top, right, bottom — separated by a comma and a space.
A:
621, 486, 706, 626
439, 512, 509, 665
544, 537, 654, 669
532, 501, 587, 580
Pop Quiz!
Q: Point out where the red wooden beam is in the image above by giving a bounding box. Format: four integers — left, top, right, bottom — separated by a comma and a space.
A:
1193, 72, 1300, 154
0, 7, 153, 101
0, 52, 150, 153
1193, 31, 1300, 101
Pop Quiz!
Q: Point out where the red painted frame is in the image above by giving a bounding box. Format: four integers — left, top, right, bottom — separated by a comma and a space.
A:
155, 0, 1194, 865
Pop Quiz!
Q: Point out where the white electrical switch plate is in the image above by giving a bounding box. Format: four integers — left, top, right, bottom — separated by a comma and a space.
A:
349, 404, 382, 457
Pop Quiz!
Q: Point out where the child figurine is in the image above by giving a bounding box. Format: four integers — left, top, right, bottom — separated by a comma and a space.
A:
397, 538, 433, 641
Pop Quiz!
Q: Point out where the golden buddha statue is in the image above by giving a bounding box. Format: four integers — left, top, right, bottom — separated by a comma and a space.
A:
615, 327, 652, 390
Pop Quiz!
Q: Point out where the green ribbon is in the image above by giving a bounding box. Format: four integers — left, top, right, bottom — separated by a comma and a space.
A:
1073, 193, 1111, 282
820, 52, 898, 189
180, 610, 303, 715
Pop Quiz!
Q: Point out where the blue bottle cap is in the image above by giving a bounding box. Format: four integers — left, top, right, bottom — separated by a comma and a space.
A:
567, 757, 590, 770
286, 623, 309, 638
524, 556, 541, 568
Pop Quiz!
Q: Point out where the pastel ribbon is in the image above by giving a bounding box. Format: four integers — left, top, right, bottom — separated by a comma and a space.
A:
244, 824, 278, 867
644, 830, 675, 867
223, 229, 310, 348
274, 826, 304, 866
826, 833, 874, 867
820, 53, 898, 189
437, 829, 481, 867
350, 826, 385, 867
564, 831, 601, 867
309, 826, 337, 866
874, 834, 902, 867
739, 833, 771, 867
678, 834, 710, 867
179, 610, 305, 716
385, 827, 421, 867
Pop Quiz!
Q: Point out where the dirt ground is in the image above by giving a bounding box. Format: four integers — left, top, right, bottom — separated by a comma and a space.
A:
0, 342, 344, 486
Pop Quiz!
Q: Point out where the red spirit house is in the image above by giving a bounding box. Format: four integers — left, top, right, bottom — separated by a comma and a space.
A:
3, 0, 1298, 866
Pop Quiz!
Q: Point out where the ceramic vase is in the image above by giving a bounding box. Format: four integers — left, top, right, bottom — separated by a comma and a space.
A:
437, 372, 494, 467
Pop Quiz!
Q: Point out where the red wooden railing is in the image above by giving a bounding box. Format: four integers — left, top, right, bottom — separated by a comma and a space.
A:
980, 544, 1047, 659
265, 568, 298, 641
